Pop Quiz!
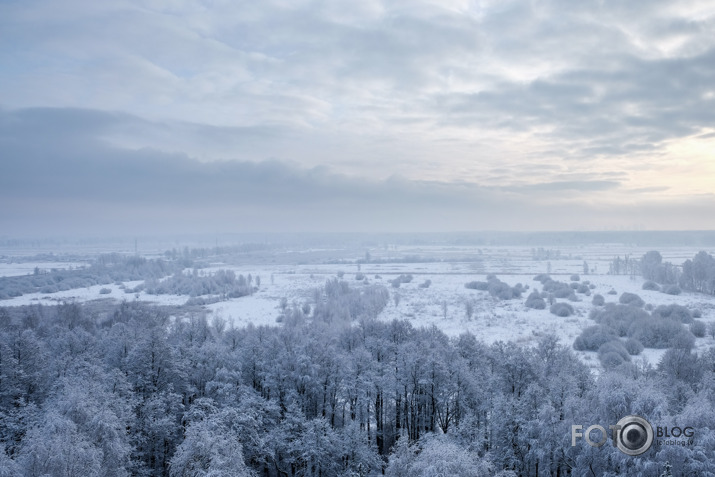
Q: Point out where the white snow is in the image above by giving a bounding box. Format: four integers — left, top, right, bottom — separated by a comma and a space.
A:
2, 244, 714, 371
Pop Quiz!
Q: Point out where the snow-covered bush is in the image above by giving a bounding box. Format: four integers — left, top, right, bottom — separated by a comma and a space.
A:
642, 280, 660, 291
524, 291, 546, 309
567, 293, 581, 302
628, 318, 688, 349
662, 284, 682, 295
690, 320, 706, 338
624, 338, 644, 355
670, 329, 697, 350
385, 434, 499, 477
590, 303, 650, 337
465, 281, 489, 291
651, 304, 693, 324
598, 340, 631, 369
467, 278, 521, 300
488, 279, 521, 300
619, 292, 645, 307
573, 325, 617, 351
550, 302, 574, 317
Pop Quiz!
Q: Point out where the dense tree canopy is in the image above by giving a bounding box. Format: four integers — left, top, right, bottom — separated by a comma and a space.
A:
0, 277, 714, 476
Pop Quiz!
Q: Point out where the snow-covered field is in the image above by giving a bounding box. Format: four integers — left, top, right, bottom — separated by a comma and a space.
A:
2, 244, 715, 370
0, 261, 89, 278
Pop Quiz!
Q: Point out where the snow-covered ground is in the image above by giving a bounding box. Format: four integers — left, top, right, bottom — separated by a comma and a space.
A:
2, 244, 714, 370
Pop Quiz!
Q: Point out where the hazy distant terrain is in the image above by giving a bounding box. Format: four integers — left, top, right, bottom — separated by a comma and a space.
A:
3, 232, 714, 370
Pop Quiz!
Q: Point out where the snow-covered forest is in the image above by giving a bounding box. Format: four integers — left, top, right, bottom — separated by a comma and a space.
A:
1, 234, 714, 476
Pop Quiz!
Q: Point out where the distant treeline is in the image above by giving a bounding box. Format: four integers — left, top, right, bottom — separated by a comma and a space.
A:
530, 247, 561, 260
0, 252, 89, 264
162, 243, 276, 260
610, 250, 715, 295
133, 269, 258, 299
0, 254, 191, 300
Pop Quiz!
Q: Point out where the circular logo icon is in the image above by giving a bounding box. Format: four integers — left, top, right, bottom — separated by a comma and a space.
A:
615, 415, 653, 456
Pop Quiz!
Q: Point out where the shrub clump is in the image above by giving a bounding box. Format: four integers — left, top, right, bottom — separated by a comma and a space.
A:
628, 318, 687, 349
466, 277, 521, 300
487, 279, 522, 300
550, 302, 574, 317
651, 304, 693, 324
624, 338, 644, 355
619, 292, 645, 307
525, 291, 546, 310
465, 281, 489, 291
570, 274, 580, 282
690, 320, 706, 338
554, 287, 574, 299
591, 294, 605, 306
598, 340, 631, 369
590, 303, 650, 337
391, 274, 414, 288
607, 289, 618, 295
577, 283, 590, 294
662, 285, 682, 295
670, 329, 696, 350
642, 281, 660, 291
573, 325, 617, 351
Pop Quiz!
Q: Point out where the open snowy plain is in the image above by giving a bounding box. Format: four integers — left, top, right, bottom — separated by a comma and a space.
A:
3, 241, 714, 372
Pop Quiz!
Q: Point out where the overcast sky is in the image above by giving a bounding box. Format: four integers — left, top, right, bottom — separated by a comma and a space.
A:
2, 0, 714, 235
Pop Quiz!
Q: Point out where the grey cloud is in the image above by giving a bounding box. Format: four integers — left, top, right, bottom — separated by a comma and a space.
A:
507, 181, 621, 193
429, 45, 715, 159
0, 107, 513, 233
1, 1, 714, 235
2, 107, 714, 235
627, 187, 670, 194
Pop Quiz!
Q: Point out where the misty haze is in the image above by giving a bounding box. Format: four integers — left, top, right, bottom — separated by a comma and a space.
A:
1, 1, 715, 476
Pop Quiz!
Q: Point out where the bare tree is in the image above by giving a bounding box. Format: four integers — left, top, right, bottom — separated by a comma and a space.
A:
465, 300, 474, 320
